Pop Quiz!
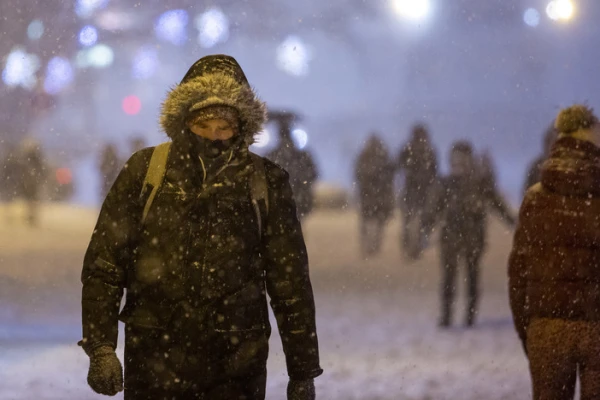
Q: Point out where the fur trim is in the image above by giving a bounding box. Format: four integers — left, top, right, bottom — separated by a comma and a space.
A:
555, 104, 598, 134
160, 73, 267, 144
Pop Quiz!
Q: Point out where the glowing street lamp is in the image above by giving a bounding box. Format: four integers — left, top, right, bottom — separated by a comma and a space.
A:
546, 0, 574, 21
391, 0, 432, 21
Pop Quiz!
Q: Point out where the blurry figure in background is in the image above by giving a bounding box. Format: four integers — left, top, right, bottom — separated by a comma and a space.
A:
267, 111, 318, 221
522, 124, 558, 197
423, 141, 515, 328
396, 123, 438, 260
16, 138, 46, 226
0, 143, 21, 222
98, 143, 121, 200
510, 105, 600, 400
354, 133, 395, 257
79, 55, 321, 400
129, 135, 147, 154
479, 150, 497, 189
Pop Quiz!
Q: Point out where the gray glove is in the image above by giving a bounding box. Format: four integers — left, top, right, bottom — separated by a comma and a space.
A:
87, 345, 123, 396
287, 379, 315, 400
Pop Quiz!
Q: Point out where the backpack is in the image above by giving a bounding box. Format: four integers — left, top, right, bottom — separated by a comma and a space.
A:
140, 142, 269, 238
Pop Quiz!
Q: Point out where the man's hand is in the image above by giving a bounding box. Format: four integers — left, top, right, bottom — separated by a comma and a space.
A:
287, 379, 315, 400
87, 345, 123, 396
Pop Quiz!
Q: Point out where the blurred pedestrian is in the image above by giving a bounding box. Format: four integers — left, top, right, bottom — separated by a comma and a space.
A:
397, 123, 438, 260
267, 119, 318, 221
424, 141, 515, 328
354, 133, 395, 257
16, 138, 46, 226
510, 105, 600, 400
0, 143, 20, 223
79, 54, 322, 400
98, 143, 121, 200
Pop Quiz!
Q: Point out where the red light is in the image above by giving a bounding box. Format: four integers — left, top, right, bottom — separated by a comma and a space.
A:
122, 95, 142, 115
56, 168, 72, 185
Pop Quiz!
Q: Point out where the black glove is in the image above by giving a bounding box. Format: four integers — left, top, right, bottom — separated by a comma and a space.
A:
287, 379, 315, 400
87, 345, 123, 396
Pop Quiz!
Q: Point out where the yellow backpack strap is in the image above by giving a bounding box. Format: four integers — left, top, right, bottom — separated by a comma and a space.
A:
141, 142, 171, 223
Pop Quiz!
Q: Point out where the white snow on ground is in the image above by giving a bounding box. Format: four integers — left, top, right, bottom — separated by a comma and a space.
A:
0, 203, 544, 399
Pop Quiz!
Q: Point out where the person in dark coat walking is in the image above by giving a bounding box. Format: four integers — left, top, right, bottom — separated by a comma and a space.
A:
79, 55, 322, 400
354, 133, 395, 257
267, 114, 318, 221
509, 105, 600, 400
397, 123, 438, 260
17, 138, 46, 226
98, 143, 121, 200
424, 141, 515, 328
522, 124, 558, 197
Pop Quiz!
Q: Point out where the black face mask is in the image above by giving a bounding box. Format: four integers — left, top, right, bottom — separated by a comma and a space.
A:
193, 134, 239, 158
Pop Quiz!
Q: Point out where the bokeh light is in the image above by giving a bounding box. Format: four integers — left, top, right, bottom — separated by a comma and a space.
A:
27, 20, 45, 40
276, 36, 311, 77
2, 47, 40, 89
155, 10, 189, 46
122, 95, 142, 115
76, 0, 110, 19
195, 8, 229, 48
86, 44, 114, 68
253, 129, 271, 148
132, 46, 158, 79
56, 168, 73, 185
524, 8, 541, 27
44, 57, 74, 95
546, 0, 574, 21
391, 0, 432, 21
79, 25, 98, 47
292, 128, 309, 149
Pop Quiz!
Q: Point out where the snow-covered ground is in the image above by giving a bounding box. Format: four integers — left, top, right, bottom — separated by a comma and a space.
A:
0, 203, 536, 399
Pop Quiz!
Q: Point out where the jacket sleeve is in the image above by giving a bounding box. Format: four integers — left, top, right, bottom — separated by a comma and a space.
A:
508, 196, 533, 351
484, 181, 516, 226
262, 164, 323, 381
79, 150, 149, 354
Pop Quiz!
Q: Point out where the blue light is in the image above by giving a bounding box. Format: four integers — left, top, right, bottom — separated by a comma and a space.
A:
2, 47, 40, 89
132, 46, 158, 79
76, 0, 110, 18
155, 10, 189, 46
292, 128, 309, 149
44, 57, 74, 95
79, 25, 98, 47
524, 8, 541, 27
27, 20, 44, 40
195, 8, 229, 48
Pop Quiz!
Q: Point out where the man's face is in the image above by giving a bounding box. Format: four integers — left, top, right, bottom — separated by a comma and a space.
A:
450, 151, 473, 176
188, 119, 236, 141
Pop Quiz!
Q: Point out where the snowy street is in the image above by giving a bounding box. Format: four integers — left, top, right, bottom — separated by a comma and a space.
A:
0, 204, 532, 399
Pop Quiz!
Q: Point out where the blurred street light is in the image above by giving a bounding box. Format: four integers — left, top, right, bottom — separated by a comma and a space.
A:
292, 128, 309, 149
276, 36, 311, 76
27, 20, 45, 40
546, 0, 574, 21
524, 8, 541, 27
2, 47, 40, 89
44, 57, 74, 94
195, 8, 229, 48
391, 0, 432, 21
79, 25, 99, 47
155, 10, 188, 46
76, 0, 110, 19
252, 129, 272, 149
132, 45, 158, 79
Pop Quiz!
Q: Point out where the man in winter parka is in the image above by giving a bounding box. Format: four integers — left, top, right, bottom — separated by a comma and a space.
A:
509, 105, 600, 400
424, 141, 515, 328
79, 55, 322, 399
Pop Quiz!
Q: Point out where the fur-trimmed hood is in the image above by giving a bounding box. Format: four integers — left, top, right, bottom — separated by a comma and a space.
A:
160, 67, 266, 145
